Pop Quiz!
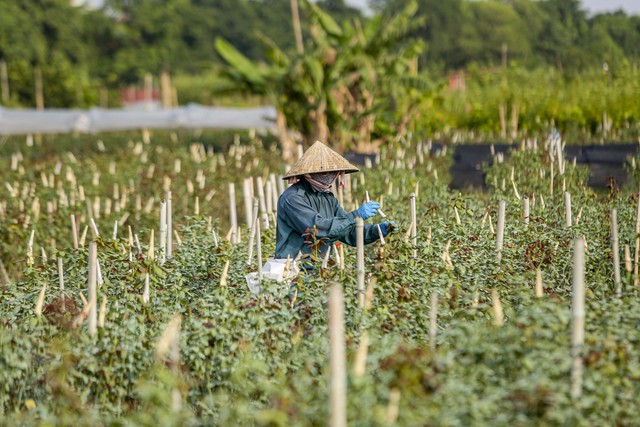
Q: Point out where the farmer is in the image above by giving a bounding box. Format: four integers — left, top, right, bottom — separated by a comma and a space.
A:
275, 140, 392, 262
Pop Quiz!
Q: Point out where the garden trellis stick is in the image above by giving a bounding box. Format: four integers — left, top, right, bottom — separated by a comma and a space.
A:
634, 196, 640, 286
565, 192, 572, 228
430, 292, 438, 350
410, 193, 417, 258
228, 183, 238, 244
88, 241, 98, 336
496, 200, 505, 261
247, 198, 260, 266
356, 217, 365, 307
167, 191, 173, 259
611, 209, 621, 297
329, 284, 346, 427
571, 237, 585, 399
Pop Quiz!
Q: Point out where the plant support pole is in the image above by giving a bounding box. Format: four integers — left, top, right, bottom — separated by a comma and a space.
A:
167, 191, 172, 259
356, 217, 365, 306
571, 237, 585, 399
88, 241, 97, 336
611, 209, 621, 297
228, 183, 238, 244
329, 283, 346, 427
565, 192, 572, 228
496, 200, 505, 261
410, 193, 417, 258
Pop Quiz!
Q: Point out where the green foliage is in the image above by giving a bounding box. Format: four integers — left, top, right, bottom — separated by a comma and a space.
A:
1, 134, 640, 424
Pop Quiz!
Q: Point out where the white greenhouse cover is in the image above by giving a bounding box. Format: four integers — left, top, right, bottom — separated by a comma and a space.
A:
0, 104, 277, 135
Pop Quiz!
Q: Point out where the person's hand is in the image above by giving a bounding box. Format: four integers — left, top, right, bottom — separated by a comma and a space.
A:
378, 221, 397, 237
357, 201, 380, 220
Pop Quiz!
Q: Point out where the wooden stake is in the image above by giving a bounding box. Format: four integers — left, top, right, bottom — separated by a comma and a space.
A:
167, 191, 173, 259
571, 237, 585, 399
71, 214, 79, 249
492, 289, 504, 326
611, 209, 621, 297
256, 220, 263, 281
160, 200, 167, 264
523, 197, 530, 226
634, 196, 640, 286
247, 198, 260, 266
410, 193, 417, 258
352, 331, 369, 377
565, 192, 572, 228
386, 389, 401, 426
429, 292, 438, 350
328, 284, 346, 427
356, 217, 365, 306
496, 200, 505, 261
88, 241, 97, 336
143, 272, 150, 303
256, 177, 269, 229
228, 183, 238, 244
535, 267, 544, 297
220, 260, 230, 287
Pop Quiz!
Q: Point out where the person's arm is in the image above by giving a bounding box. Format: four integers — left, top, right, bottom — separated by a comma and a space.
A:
334, 204, 379, 245
281, 193, 357, 241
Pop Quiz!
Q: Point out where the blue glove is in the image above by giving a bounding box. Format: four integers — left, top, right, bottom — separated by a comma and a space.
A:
357, 201, 380, 220
378, 221, 396, 237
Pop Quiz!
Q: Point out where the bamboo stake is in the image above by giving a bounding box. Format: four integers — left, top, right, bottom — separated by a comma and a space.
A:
160, 200, 167, 264
143, 272, 150, 303
535, 267, 543, 297
71, 214, 79, 249
256, 177, 269, 229
88, 241, 97, 336
229, 183, 238, 244
356, 217, 365, 306
0, 258, 10, 285
634, 196, 640, 286
243, 178, 253, 227
247, 198, 260, 266
220, 260, 230, 287
35, 283, 46, 317
322, 245, 332, 269
611, 209, 621, 297
256, 220, 263, 281
98, 295, 106, 328
352, 331, 369, 377
523, 197, 530, 226
491, 289, 504, 326
565, 192, 572, 228
90, 218, 100, 238
386, 389, 401, 426
625, 244, 632, 274
328, 284, 346, 427
571, 237, 585, 399
167, 191, 173, 259
148, 229, 155, 261
410, 193, 417, 258
496, 200, 506, 261
79, 226, 88, 247
429, 292, 438, 350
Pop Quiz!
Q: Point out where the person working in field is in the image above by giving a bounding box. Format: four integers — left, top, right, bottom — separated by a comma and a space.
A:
275, 140, 392, 262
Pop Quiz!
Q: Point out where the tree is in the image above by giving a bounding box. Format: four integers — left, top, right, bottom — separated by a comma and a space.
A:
216, 0, 432, 154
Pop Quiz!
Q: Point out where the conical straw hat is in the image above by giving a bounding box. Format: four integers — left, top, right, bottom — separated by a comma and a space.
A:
283, 141, 359, 179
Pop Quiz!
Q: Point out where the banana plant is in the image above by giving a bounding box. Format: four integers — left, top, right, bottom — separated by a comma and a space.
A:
215, 0, 435, 153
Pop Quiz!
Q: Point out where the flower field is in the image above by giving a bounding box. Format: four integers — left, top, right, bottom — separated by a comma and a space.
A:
1, 132, 639, 426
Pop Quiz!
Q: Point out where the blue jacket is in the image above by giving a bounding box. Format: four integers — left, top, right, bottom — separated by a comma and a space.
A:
275, 179, 380, 259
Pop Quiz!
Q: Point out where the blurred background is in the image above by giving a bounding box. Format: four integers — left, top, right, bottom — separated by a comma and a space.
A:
0, 0, 638, 144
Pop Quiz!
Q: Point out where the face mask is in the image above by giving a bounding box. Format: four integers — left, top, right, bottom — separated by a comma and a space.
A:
305, 172, 338, 192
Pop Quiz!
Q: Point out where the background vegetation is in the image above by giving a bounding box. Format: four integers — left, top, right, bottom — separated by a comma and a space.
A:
0, 0, 638, 143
